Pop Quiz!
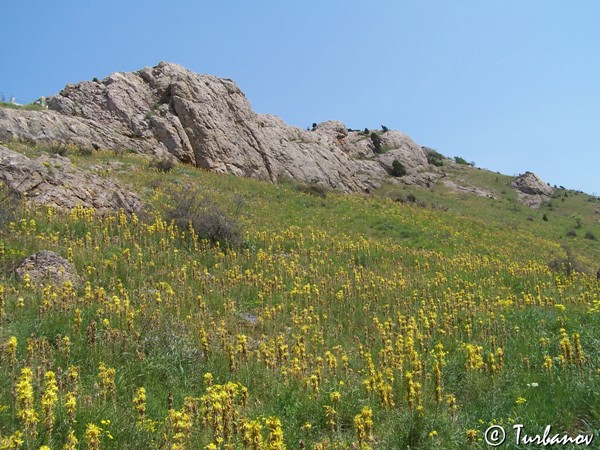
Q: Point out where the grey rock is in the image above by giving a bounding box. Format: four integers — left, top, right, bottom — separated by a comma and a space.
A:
237, 312, 259, 326
512, 172, 553, 209
15, 250, 81, 286
0, 145, 141, 214
512, 172, 554, 196
442, 180, 498, 199
0, 107, 170, 159
1, 62, 434, 192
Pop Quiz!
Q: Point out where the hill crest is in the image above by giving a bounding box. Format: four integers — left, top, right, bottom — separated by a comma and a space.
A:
1, 62, 442, 193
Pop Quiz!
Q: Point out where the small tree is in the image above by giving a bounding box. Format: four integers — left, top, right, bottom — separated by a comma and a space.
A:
425, 149, 444, 167
391, 160, 406, 177
370, 132, 382, 154
381, 125, 389, 132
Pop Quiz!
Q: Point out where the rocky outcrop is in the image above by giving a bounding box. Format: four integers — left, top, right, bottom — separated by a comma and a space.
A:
442, 180, 498, 199
0, 107, 171, 160
15, 250, 81, 286
0, 145, 141, 214
0, 62, 438, 192
512, 172, 553, 208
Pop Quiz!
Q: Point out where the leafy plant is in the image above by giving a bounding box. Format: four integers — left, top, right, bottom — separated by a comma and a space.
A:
424, 148, 444, 167
370, 132, 382, 153
454, 156, 472, 165
391, 160, 407, 177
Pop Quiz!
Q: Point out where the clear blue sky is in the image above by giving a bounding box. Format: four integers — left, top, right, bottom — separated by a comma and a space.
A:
1, 1, 599, 194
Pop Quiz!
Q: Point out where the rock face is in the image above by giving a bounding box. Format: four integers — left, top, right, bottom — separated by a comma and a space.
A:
512, 172, 553, 208
442, 180, 498, 199
0, 108, 169, 159
0, 145, 141, 214
15, 251, 81, 286
0, 62, 438, 192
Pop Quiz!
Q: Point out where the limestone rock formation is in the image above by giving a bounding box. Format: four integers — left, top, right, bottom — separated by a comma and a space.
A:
0, 107, 170, 159
15, 250, 81, 286
441, 180, 498, 199
512, 172, 553, 208
0, 62, 438, 192
0, 144, 141, 214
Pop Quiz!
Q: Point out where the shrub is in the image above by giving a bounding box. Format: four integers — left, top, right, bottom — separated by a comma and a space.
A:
150, 157, 176, 173
391, 160, 406, 177
165, 188, 243, 247
566, 229, 577, 238
425, 149, 444, 167
381, 125, 389, 132
46, 142, 69, 156
454, 156, 470, 165
78, 147, 94, 156
370, 132, 382, 154
295, 182, 328, 198
584, 231, 597, 240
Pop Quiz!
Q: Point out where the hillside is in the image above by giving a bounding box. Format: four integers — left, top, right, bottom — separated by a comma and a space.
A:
0, 139, 599, 448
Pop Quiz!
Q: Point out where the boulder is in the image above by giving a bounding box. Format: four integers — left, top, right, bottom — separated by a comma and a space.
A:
512, 172, 553, 209
15, 251, 81, 286
512, 172, 553, 196
0, 145, 141, 214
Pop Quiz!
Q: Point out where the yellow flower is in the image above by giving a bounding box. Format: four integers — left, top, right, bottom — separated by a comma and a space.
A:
84, 423, 101, 450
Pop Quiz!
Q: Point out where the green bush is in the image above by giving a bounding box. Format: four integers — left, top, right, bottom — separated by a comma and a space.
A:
454, 156, 470, 165
370, 132, 382, 154
391, 160, 406, 177
424, 148, 444, 167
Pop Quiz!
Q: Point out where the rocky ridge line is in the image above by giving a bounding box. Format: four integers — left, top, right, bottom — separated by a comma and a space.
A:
1, 62, 440, 193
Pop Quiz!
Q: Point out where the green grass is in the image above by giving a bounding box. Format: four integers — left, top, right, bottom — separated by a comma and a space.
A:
0, 144, 599, 449
0, 102, 47, 111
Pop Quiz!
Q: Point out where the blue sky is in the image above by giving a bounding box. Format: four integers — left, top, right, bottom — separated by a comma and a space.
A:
1, 0, 599, 194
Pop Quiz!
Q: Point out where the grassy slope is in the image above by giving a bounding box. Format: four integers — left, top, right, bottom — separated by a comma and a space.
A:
0, 145, 599, 449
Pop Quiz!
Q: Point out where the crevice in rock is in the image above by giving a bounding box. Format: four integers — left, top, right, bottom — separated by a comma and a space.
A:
247, 127, 275, 182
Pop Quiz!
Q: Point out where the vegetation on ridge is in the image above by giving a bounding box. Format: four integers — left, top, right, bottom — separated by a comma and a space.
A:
0, 143, 599, 449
